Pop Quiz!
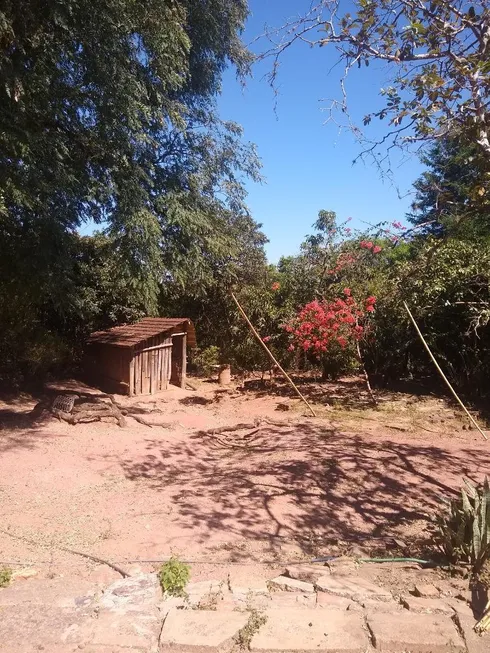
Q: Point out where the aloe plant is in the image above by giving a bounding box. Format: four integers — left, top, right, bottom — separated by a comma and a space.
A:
436, 477, 490, 573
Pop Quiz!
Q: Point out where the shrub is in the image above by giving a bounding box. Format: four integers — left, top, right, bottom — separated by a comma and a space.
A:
158, 557, 190, 596
0, 567, 12, 588
192, 346, 220, 377
435, 477, 490, 572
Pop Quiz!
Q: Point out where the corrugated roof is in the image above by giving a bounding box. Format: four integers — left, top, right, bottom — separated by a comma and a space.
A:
88, 317, 196, 348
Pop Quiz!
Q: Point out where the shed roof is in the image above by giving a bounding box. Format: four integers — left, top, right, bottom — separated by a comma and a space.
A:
88, 317, 196, 348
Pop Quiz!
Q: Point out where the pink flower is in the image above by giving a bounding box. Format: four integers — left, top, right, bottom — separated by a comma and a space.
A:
372, 245, 382, 254
392, 221, 404, 229
262, 336, 271, 343
271, 282, 280, 291
337, 336, 347, 348
366, 305, 375, 313
344, 287, 351, 296
288, 344, 295, 352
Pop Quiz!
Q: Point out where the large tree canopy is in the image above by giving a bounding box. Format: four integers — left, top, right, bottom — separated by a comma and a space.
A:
0, 1, 260, 297
0, 0, 271, 383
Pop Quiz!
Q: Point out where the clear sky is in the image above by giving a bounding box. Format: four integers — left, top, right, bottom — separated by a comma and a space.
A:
217, 0, 424, 262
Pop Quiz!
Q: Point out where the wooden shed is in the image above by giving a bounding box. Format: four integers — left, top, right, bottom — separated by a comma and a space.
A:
85, 317, 196, 396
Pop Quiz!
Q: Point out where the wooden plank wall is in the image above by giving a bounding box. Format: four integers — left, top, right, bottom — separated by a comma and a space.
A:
130, 335, 172, 396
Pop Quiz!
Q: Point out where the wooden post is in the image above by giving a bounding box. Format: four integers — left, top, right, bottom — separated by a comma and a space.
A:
403, 301, 487, 441
230, 291, 316, 417
129, 357, 135, 397
181, 333, 187, 389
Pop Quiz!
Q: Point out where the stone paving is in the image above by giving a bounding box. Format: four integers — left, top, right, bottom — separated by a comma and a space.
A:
0, 562, 489, 652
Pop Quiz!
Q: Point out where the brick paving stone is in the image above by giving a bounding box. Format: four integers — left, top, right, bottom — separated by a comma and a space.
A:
413, 582, 440, 598
250, 608, 368, 652
367, 611, 465, 652
315, 575, 392, 601
285, 564, 330, 583
159, 609, 248, 652
400, 596, 454, 614
269, 576, 315, 593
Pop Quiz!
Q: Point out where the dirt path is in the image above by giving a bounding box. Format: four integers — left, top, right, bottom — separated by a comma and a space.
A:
0, 378, 488, 585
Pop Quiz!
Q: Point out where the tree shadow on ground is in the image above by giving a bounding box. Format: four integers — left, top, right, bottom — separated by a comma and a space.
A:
114, 421, 490, 560
0, 406, 55, 452
239, 375, 444, 411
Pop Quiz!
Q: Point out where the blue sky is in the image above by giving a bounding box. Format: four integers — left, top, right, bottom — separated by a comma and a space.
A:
218, 0, 424, 262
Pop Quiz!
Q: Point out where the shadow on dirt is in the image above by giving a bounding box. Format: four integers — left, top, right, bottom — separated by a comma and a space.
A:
115, 420, 490, 560
239, 375, 443, 411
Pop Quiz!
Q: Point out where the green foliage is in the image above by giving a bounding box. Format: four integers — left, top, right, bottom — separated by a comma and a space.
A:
435, 478, 490, 573
158, 557, 190, 597
0, 0, 267, 384
193, 346, 221, 377
0, 567, 12, 588
409, 136, 490, 237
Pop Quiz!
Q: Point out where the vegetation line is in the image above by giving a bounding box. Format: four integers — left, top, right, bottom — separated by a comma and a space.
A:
230, 291, 317, 417
403, 301, 488, 441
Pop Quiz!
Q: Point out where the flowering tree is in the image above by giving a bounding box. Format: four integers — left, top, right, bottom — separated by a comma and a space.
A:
284, 289, 377, 402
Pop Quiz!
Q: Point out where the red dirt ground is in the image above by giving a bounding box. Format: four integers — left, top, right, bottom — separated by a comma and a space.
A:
0, 377, 489, 586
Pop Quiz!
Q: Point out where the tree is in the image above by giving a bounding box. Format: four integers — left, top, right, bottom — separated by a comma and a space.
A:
0, 0, 266, 383
262, 1, 490, 157
408, 135, 490, 236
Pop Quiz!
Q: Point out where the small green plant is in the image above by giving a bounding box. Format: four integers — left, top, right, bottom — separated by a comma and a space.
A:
0, 567, 12, 588
158, 557, 190, 597
435, 477, 490, 573
193, 346, 220, 377
234, 610, 267, 650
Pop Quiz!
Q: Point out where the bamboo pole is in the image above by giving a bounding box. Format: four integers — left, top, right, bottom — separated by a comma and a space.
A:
356, 340, 377, 406
403, 301, 487, 441
230, 291, 316, 417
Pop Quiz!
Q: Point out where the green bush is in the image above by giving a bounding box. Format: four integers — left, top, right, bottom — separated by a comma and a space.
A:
435, 477, 490, 572
158, 557, 190, 596
0, 567, 12, 588
192, 346, 220, 377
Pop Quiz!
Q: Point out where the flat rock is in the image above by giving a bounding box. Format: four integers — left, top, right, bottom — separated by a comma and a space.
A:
77, 572, 163, 650
160, 608, 248, 651
85, 610, 163, 650
360, 598, 403, 613
413, 582, 440, 598
285, 564, 330, 583
99, 572, 160, 612
0, 603, 91, 652
269, 576, 315, 593
367, 611, 465, 652
250, 608, 368, 652
316, 593, 354, 610
315, 575, 392, 601
269, 592, 316, 608
186, 580, 223, 595
453, 611, 490, 653
401, 596, 453, 614
0, 577, 97, 608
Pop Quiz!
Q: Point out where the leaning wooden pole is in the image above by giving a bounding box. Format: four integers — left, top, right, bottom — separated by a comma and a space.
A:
403, 301, 487, 441
230, 291, 316, 417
